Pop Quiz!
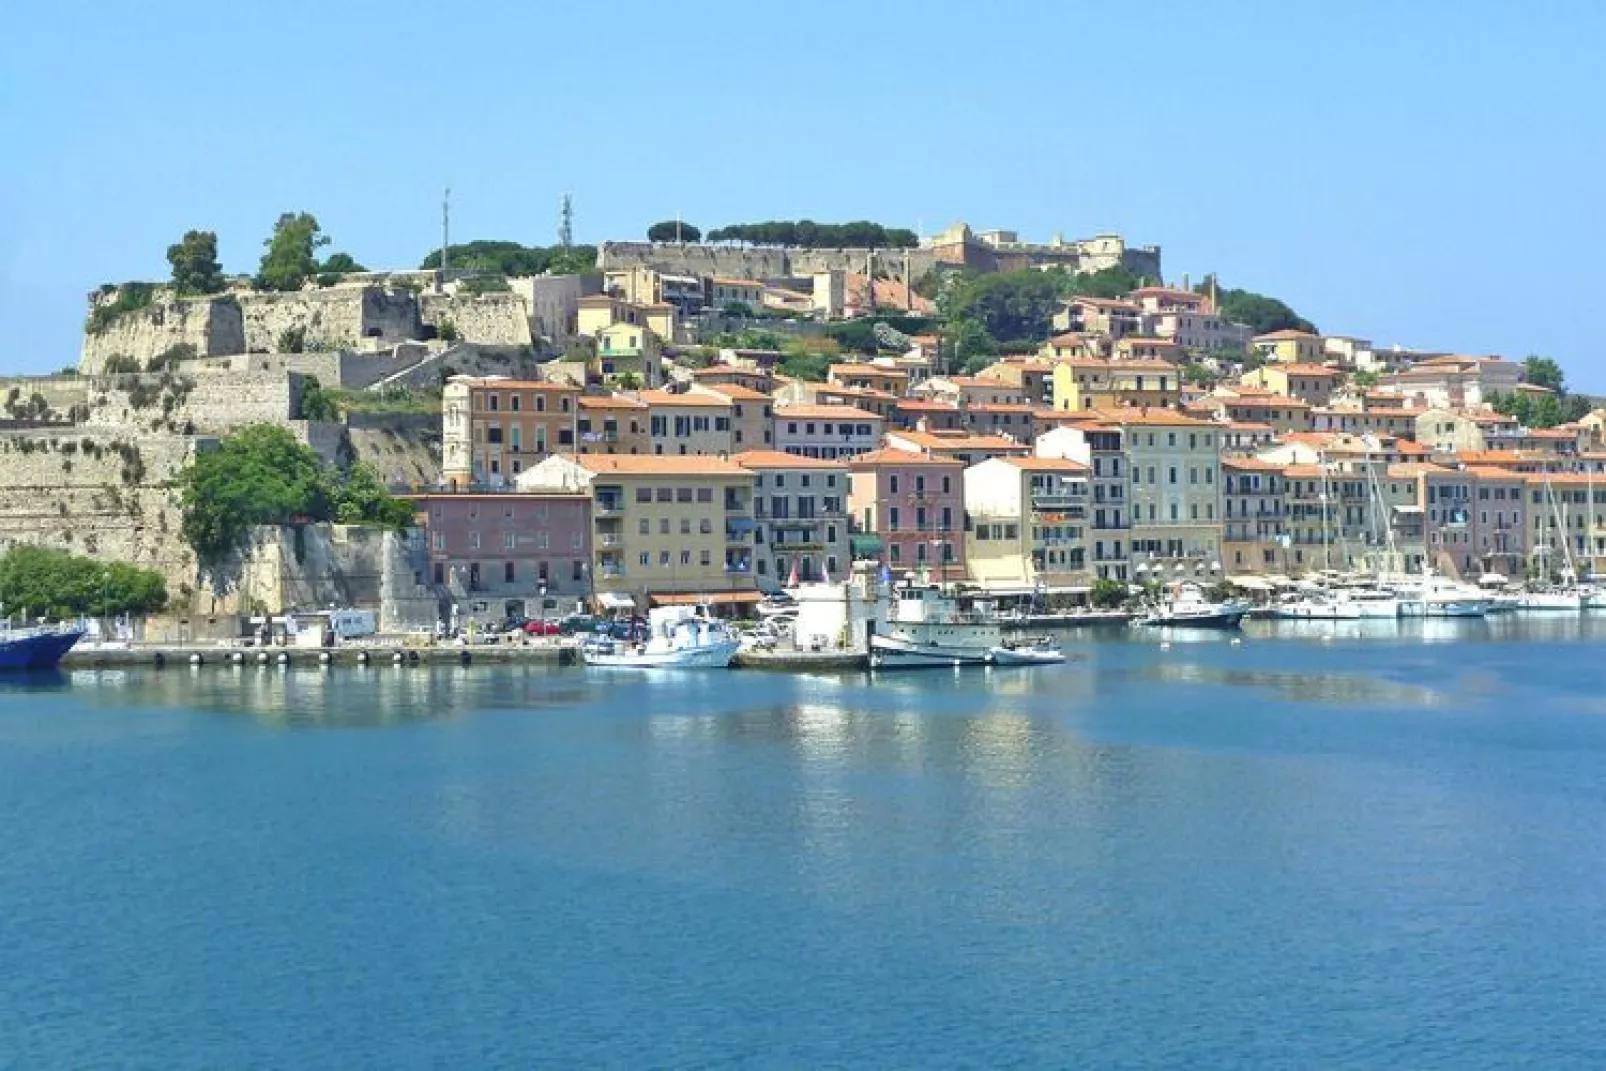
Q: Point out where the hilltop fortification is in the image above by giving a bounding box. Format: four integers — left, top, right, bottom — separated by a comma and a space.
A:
599, 223, 1162, 282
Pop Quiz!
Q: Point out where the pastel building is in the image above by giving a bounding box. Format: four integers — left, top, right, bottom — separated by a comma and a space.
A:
517, 454, 758, 611
414, 491, 592, 624
847, 448, 966, 578
734, 451, 852, 588
772, 404, 885, 460
441, 376, 581, 489
1106, 410, 1224, 576
962, 457, 1091, 596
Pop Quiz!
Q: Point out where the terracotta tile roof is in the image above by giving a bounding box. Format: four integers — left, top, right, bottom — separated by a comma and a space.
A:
1253, 329, 1321, 341
890, 430, 1027, 450
452, 377, 580, 391
848, 447, 964, 468
999, 457, 1089, 473
1387, 462, 1452, 477
1222, 396, 1312, 409
566, 453, 749, 476
829, 362, 909, 379
775, 405, 882, 421
695, 384, 771, 401
638, 390, 732, 408
731, 450, 849, 470
1223, 457, 1286, 472
1282, 464, 1326, 478
1084, 408, 1217, 427
1463, 466, 1527, 479
578, 394, 648, 410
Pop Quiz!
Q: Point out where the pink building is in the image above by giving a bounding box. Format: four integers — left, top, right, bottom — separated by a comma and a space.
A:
847, 448, 966, 579
415, 492, 593, 622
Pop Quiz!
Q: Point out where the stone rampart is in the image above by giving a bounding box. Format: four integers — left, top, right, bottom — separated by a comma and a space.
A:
419, 292, 533, 347
598, 241, 934, 282
82, 371, 300, 435
79, 295, 244, 374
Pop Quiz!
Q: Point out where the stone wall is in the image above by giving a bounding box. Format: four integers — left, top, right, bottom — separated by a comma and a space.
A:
79, 295, 244, 373
82, 371, 300, 435
0, 376, 93, 418
346, 413, 441, 490
235, 287, 422, 353
598, 241, 936, 282
0, 429, 198, 595
231, 524, 440, 629
419, 292, 534, 347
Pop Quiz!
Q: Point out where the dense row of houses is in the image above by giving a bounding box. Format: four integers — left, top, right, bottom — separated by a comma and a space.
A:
414, 285, 1606, 622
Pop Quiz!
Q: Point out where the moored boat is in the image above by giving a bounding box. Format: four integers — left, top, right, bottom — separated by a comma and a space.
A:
582, 606, 740, 668
0, 623, 86, 671
988, 637, 1067, 665
868, 582, 1003, 669
1135, 583, 1248, 630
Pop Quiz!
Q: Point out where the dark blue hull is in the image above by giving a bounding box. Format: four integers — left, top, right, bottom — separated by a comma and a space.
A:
0, 630, 85, 671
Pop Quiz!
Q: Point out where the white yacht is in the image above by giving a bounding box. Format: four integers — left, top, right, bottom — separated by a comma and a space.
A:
1270, 590, 1362, 620
1516, 588, 1585, 612
869, 583, 1004, 669
1135, 582, 1248, 629
583, 606, 741, 668
1390, 572, 1489, 618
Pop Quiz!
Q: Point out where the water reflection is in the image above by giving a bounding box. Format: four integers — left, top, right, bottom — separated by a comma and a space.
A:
1143, 662, 1451, 708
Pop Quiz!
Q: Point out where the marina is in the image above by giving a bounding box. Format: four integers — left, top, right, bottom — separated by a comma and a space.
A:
5, 615, 1606, 1067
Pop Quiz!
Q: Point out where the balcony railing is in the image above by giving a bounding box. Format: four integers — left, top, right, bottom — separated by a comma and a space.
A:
597, 534, 625, 548
594, 499, 625, 516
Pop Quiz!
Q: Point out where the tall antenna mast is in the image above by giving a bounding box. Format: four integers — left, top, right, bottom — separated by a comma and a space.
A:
559, 192, 573, 250
438, 187, 451, 293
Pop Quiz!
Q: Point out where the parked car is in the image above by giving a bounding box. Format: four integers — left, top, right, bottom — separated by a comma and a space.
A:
522, 619, 562, 636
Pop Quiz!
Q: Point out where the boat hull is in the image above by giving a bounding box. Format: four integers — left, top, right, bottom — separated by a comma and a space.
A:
988, 645, 1066, 666
1137, 610, 1246, 630
583, 639, 740, 669
1271, 605, 1362, 621
0, 629, 84, 671
869, 634, 994, 669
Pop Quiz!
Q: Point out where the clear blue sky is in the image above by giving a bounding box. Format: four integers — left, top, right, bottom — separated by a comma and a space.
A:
5, 0, 1604, 389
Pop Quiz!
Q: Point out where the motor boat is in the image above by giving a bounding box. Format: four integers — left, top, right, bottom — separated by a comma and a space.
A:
0, 622, 85, 671
1269, 591, 1362, 620
868, 582, 1004, 669
1516, 588, 1585, 612
755, 592, 798, 618
1390, 572, 1489, 618
582, 606, 740, 668
1135, 583, 1248, 629
988, 637, 1067, 666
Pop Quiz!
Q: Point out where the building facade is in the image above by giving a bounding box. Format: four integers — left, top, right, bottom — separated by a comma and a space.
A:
847, 448, 966, 578
734, 451, 851, 589
415, 492, 592, 624
441, 377, 581, 489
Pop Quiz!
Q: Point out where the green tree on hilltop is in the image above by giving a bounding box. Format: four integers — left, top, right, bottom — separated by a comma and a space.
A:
256, 212, 329, 292
1521, 355, 1565, 392
647, 220, 701, 242
167, 230, 225, 295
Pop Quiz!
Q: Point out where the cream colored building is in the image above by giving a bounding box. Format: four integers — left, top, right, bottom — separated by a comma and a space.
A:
517, 453, 758, 610
1051, 359, 1180, 411
963, 457, 1091, 595
639, 390, 734, 456
1241, 363, 1339, 406
733, 451, 851, 588
1102, 409, 1224, 575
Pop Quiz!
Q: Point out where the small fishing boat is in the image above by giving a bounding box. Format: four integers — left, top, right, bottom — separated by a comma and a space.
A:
582, 606, 740, 669
1135, 583, 1248, 630
989, 637, 1067, 666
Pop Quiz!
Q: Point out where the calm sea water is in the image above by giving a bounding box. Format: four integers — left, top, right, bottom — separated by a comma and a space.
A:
4, 617, 1606, 1068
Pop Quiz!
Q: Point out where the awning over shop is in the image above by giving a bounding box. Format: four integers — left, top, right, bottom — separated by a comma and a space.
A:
1226, 575, 1275, 592
849, 535, 883, 558
649, 591, 766, 607
596, 592, 637, 610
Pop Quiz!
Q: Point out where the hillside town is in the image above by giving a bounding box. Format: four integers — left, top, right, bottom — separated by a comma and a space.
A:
2, 214, 1603, 639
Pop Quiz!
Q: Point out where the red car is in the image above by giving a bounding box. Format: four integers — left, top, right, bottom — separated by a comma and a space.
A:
521, 619, 562, 636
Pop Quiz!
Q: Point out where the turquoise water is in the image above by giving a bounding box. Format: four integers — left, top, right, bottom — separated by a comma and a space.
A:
3, 617, 1606, 1068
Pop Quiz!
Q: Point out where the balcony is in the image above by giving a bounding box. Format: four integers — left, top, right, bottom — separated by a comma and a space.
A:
594, 498, 625, 516
597, 533, 625, 548
1031, 493, 1087, 508
598, 566, 627, 579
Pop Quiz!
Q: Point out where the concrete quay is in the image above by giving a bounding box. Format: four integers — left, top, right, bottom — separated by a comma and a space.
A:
61, 641, 579, 670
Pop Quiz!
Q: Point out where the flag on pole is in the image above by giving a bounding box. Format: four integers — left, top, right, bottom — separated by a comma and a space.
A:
787, 557, 799, 587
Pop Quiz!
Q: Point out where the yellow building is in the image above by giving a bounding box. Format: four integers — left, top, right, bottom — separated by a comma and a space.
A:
1240, 362, 1339, 405
1052, 359, 1180, 411
517, 453, 758, 611
1101, 409, 1224, 576
1251, 329, 1324, 364
639, 390, 735, 456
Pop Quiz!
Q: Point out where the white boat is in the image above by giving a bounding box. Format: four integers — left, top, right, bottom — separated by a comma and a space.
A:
869, 583, 1003, 669
1136, 583, 1248, 629
1516, 588, 1585, 612
989, 637, 1067, 665
1270, 591, 1362, 620
755, 593, 798, 618
583, 606, 741, 668
1390, 572, 1489, 618
1585, 589, 1606, 611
